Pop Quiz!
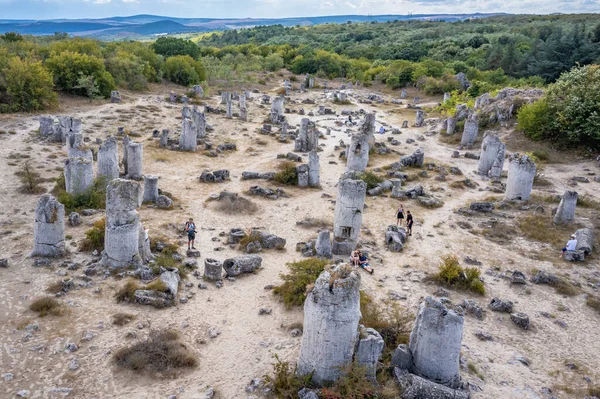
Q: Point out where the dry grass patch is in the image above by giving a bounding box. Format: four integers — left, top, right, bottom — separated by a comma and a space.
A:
586, 296, 600, 314
518, 215, 577, 248
112, 313, 135, 326
212, 194, 259, 215
30, 296, 64, 317
113, 329, 198, 376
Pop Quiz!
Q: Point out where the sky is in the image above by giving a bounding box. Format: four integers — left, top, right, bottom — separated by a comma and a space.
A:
1, 0, 599, 20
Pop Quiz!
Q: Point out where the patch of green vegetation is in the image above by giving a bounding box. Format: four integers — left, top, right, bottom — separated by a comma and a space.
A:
356, 171, 384, 190
431, 254, 485, 295
52, 174, 107, 213
79, 218, 106, 252
273, 161, 298, 185
273, 258, 329, 308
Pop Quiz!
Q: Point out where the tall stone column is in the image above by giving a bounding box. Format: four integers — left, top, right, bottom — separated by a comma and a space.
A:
239, 95, 247, 121
270, 96, 284, 124
345, 133, 370, 172
361, 113, 376, 146
460, 114, 478, 147
97, 136, 119, 185
226, 98, 233, 119
477, 132, 506, 177
179, 118, 197, 151
505, 154, 536, 201
332, 177, 367, 255
32, 194, 65, 257
64, 157, 94, 195
126, 142, 144, 180
414, 110, 425, 127
191, 106, 206, 138
102, 179, 142, 268
446, 117, 456, 135
294, 118, 318, 152
143, 175, 159, 203
554, 191, 578, 225
159, 129, 169, 148
308, 151, 320, 187
296, 265, 361, 386
122, 136, 130, 175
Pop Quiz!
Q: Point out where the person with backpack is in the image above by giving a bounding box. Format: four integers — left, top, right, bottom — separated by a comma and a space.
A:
185, 218, 197, 250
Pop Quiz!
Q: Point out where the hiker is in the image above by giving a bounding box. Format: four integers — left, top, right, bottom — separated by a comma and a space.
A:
560, 234, 578, 258
396, 204, 405, 227
406, 211, 413, 236
185, 217, 197, 250
348, 115, 353, 124
379, 126, 385, 135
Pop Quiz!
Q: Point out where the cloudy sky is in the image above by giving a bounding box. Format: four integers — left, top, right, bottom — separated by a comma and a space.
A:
2, 0, 599, 20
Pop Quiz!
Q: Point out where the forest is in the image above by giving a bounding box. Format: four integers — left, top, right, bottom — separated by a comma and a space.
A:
1, 14, 599, 149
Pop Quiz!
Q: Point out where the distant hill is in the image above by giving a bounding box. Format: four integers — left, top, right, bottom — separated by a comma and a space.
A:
0, 13, 506, 39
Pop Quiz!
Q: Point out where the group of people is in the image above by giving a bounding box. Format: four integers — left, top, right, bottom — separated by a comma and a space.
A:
395, 204, 413, 235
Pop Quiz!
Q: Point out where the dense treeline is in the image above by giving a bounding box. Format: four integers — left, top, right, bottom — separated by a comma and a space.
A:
0, 33, 206, 112
197, 14, 600, 83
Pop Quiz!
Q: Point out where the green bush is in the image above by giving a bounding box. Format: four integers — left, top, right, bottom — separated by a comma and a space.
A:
151, 37, 200, 59
53, 175, 106, 213
356, 171, 383, 190
273, 161, 298, 185
321, 363, 379, 399
263, 355, 313, 399
432, 254, 485, 295
79, 218, 106, 252
263, 53, 284, 72
273, 258, 328, 308
517, 98, 552, 141
45, 51, 115, 98
3, 57, 57, 112
164, 55, 206, 86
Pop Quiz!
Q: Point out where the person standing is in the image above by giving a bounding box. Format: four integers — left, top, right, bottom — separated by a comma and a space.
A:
185, 218, 197, 250
396, 205, 405, 227
406, 211, 414, 236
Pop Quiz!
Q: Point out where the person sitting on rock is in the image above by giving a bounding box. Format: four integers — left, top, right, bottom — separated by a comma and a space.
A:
185, 218, 197, 250
560, 234, 577, 258
379, 126, 385, 135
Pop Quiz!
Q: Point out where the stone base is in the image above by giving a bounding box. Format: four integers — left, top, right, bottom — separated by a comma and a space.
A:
394, 368, 470, 399
564, 250, 585, 262
332, 240, 356, 256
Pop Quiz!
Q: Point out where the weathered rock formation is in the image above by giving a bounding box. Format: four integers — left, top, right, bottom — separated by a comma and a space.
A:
505, 154, 536, 201
460, 114, 479, 147
32, 194, 65, 257
64, 157, 94, 195
554, 191, 578, 225
97, 136, 119, 185
295, 118, 318, 152
332, 177, 367, 255
477, 132, 506, 178
142, 175, 159, 203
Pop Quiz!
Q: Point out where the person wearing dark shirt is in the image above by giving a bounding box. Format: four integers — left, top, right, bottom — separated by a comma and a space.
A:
185, 218, 196, 250
406, 211, 413, 236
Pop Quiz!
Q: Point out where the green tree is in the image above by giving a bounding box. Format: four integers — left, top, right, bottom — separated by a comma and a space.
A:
45, 51, 115, 98
151, 37, 200, 59
263, 53, 284, 71
75, 74, 103, 101
163, 55, 206, 86
0, 32, 24, 42
3, 57, 57, 112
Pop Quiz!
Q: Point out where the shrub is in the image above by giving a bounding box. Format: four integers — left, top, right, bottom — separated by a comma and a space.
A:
263, 53, 284, 72
263, 355, 313, 399
586, 295, 600, 313
45, 51, 115, 98
112, 313, 135, 326
113, 329, 198, 375
3, 57, 57, 112
360, 292, 413, 359
150, 236, 180, 255
16, 161, 45, 194
151, 37, 200, 59
53, 175, 106, 213
273, 161, 298, 185
431, 254, 485, 295
164, 55, 206, 86
517, 99, 552, 141
321, 363, 379, 399
30, 296, 63, 317
273, 258, 329, 308
115, 280, 141, 303
79, 218, 105, 252
356, 171, 383, 190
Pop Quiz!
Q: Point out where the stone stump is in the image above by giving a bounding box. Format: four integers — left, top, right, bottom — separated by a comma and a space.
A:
32, 194, 65, 257
111, 90, 121, 103
415, 110, 425, 127
143, 175, 159, 203
554, 191, 578, 224
315, 230, 332, 258
297, 164, 309, 187
126, 142, 144, 180
97, 136, 119, 185
461, 114, 479, 147
159, 129, 169, 148
446, 117, 456, 135
204, 258, 223, 281
478, 132, 506, 177
505, 154, 536, 201
308, 151, 320, 187
64, 157, 94, 195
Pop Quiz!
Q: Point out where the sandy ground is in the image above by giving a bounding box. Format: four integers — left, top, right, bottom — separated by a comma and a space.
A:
0, 78, 599, 399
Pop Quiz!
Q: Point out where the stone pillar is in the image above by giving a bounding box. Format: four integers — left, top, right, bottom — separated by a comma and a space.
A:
400, 89, 407, 99
415, 110, 425, 127
138, 226, 153, 264
361, 113, 376, 146
280, 122, 288, 141
315, 230, 332, 258
296, 265, 361, 386
226, 98, 233, 119
122, 136, 130, 175
111, 90, 121, 103
179, 118, 197, 151
355, 326, 385, 381
490, 151, 504, 182
182, 105, 191, 119
221, 91, 230, 105
169, 92, 177, 103
204, 258, 223, 281
308, 151, 320, 187
477, 132, 506, 177
64, 157, 94, 195
284, 79, 291, 95
294, 118, 318, 152
191, 106, 206, 138
446, 117, 456, 135
297, 164, 309, 187
32, 194, 65, 257
505, 154, 536, 201
159, 129, 169, 148
345, 133, 370, 172
409, 297, 464, 388
270, 96, 284, 124
460, 114, 478, 147
239, 95, 247, 121
143, 175, 159, 203
443, 92, 451, 104
126, 142, 144, 180
554, 191, 578, 225
39, 115, 56, 139
332, 177, 367, 255
102, 179, 142, 268
97, 136, 119, 185
66, 133, 93, 161
190, 85, 204, 98
574, 228, 594, 256
308, 77, 315, 89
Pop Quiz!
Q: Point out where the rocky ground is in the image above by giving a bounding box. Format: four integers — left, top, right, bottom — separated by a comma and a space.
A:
0, 77, 599, 399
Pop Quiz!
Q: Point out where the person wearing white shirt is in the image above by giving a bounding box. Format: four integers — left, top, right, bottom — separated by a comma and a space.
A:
560, 234, 578, 258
